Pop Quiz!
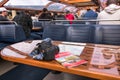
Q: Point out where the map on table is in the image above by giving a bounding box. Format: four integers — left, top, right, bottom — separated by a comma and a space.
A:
89, 47, 120, 76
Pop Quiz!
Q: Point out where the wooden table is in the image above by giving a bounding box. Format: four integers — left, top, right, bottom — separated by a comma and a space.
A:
32, 27, 42, 31
1, 40, 120, 80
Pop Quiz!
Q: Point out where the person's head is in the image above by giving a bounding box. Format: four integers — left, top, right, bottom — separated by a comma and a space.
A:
16, 11, 21, 15
42, 8, 48, 12
106, 0, 118, 6
66, 10, 70, 14
87, 9, 91, 11
0, 7, 8, 17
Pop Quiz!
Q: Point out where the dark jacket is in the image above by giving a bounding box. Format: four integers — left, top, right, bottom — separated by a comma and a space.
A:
0, 15, 10, 24
13, 12, 33, 38
0, 15, 9, 21
38, 12, 52, 20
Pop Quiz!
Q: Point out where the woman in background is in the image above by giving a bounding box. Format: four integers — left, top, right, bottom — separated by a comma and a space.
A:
65, 11, 75, 24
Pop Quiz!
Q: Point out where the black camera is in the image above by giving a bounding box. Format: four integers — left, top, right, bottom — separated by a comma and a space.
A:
29, 38, 59, 61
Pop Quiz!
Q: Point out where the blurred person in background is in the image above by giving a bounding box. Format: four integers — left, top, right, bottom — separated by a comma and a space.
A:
54, 12, 65, 20
38, 8, 52, 20
97, 0, 120, 25
99, 0, 108, 10
30, 12, 39, 22
65, 10, 75, 24
79, 8, 87, 19
75, 9, 81, 19
82, 8, 98, 24
83, 8, 98, 19
13, 11, 33, 38
0, 7, 9, 21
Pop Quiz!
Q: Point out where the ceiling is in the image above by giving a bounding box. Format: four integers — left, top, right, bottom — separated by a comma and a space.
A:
0, 0, 8, 7
51, 0, 98, 7
60, 0, 91, 3
70, 1, 96, 7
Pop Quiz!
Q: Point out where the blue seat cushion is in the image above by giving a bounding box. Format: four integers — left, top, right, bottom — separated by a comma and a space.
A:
0, 24, 26, 43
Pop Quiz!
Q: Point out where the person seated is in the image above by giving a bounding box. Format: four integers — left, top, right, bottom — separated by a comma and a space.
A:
97, 0, 120, 25
0, 7, 9, 21
13, 11, 33, 38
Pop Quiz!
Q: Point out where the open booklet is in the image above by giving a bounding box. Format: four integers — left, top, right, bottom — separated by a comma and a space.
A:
55, 52, 87, 68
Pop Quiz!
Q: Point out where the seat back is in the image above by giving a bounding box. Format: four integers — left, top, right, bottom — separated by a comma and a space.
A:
0, 24, 26, 43
66, 24, 95, 43
0, 42, 11, 50
95, 25, 120, 45
42, 24, 67, 41
33, 21, 42, 27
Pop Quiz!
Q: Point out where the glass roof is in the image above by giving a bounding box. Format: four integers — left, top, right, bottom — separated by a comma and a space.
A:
4, 0, 77, 12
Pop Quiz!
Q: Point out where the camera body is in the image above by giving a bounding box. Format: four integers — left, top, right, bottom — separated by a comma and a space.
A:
29, 38, 59, 61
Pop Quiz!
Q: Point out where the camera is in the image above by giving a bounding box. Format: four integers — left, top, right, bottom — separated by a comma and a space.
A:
29, 38, 59, 61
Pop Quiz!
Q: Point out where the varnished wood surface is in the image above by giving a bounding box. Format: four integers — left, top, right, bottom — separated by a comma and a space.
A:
32, 27, 42, 31
1, 40, 120, 80
60, 0, 91, 3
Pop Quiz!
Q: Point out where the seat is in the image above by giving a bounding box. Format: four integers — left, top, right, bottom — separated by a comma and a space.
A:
31, 21, 43, 39
0, 24, 26, 43
94, 25, 120, 45
33, 21, 42, 27
0, 24, 27, 60
66, 24, 95, 43
0, 42, 11, 50
38, 19, 51, 27
42, 24, 67, 41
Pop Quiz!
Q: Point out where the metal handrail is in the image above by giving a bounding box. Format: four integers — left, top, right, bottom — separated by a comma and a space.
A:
33, 19, 120, 22
51, 19, 120, 22
0, 21, 18, 25
38, 19, 51, 21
